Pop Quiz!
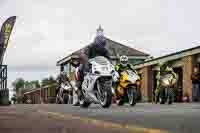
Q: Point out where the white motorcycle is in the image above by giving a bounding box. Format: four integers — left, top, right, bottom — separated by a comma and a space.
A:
56, 73, 75, 104
77, 56, 114, 108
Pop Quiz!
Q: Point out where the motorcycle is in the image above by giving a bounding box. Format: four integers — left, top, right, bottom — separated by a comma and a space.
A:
159, 73, 178, 104
56, 73, 75, 104
77, 56, 114, 108
114, 69, 140, 106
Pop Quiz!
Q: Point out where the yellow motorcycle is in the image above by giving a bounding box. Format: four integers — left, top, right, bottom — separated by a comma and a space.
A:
115, 70, 140, 106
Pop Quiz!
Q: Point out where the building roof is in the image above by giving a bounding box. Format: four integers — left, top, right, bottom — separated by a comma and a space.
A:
133, 45, 200, 69
23, 83, 58, 95
57, 37, 149, 66
23, 88, 41, 95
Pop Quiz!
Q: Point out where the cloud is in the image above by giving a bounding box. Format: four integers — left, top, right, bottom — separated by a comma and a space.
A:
0, 0, 200, 88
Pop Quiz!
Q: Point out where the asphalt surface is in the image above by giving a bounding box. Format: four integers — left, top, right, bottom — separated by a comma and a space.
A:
0, 105, 129, 133
37, 103, 200, 133
0, 103, 200, 133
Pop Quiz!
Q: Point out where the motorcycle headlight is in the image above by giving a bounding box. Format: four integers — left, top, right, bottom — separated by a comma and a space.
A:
136, 80, 141, 86
101, 66, 109, 71
161, 79, 170, 86
127, 76, 135, 82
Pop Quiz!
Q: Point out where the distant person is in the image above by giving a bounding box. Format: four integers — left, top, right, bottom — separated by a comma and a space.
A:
191, 65, 200, 102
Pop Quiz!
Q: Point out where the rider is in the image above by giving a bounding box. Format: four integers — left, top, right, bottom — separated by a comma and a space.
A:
115, 55, 135, 75
114, 55, 138, 99
154, 62, 177, 103
86, 30, 111, 61
76, 26, 111, 99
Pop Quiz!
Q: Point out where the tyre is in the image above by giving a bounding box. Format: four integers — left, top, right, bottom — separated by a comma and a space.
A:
72, 90, 80, 106
160, 99, 166, 104
160, 87, 166, 104
80, 98, 91, 108
127, 87, 137, 106
167, 88, 174, 105
56, 96, 62, 104
117, 99, 124, 106
97, 80, 112, 108
63, 94, 69, 104
68, 91, 73, 104
79, 91, 91, 108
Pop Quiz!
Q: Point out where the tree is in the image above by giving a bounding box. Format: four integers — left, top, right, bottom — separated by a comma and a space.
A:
41, 76, 57, 87
33, 80, 40, 88
29, 80, 40, 88
48, 76, 57, 84
23, 80, 41, 90
12, 78, 25, 93
24, 81, 30, 89
11, 94, 17, 104
41, 78, 49, 87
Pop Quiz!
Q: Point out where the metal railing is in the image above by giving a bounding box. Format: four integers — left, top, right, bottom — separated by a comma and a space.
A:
0, 65, 7, 90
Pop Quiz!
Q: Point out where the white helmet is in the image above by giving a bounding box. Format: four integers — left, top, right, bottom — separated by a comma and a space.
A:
120, 55, 128, 66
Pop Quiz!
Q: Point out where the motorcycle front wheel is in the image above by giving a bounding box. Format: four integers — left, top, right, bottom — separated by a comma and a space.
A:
127, 87, 137, 106
167, 88, 174, 105
63, 94, 69, 104
97, 80, 112, 108
72, 89, 80, 106
56, 95, 62, 104
160, 87, 167, 104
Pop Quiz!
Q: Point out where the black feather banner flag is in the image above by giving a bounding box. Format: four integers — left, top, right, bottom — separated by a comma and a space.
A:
0, 16, 16, 64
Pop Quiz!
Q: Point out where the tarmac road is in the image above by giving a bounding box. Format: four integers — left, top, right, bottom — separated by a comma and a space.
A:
0, 103, 200, 133
36, 103, 200, 133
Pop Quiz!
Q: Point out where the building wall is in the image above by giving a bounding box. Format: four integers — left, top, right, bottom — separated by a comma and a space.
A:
31, 90, 40, 104
137, 53, 200, 102
141, 66, 153, 102
182, 56, 193, 101
24, 84, 58, 104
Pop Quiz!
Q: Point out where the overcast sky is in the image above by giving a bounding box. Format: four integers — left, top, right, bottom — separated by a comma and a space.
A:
0, 0, 200, 93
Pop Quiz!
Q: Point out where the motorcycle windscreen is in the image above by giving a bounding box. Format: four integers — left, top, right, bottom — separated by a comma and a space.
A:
160, 74, 177, 87
89, 56, 110, 65
127, 70, 140, 83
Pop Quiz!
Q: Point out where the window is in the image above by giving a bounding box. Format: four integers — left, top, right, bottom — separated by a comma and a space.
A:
64, 64, 68, 72
129, 59, 144, 65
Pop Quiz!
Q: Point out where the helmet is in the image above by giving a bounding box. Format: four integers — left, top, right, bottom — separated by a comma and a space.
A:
94, 26, 106, 47
95, 35, 106, 47
120, 55, 128, 66
159, 62, 167, 68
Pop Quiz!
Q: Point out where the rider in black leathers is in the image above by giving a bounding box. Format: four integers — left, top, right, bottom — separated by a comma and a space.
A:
75, 28, 111, 103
